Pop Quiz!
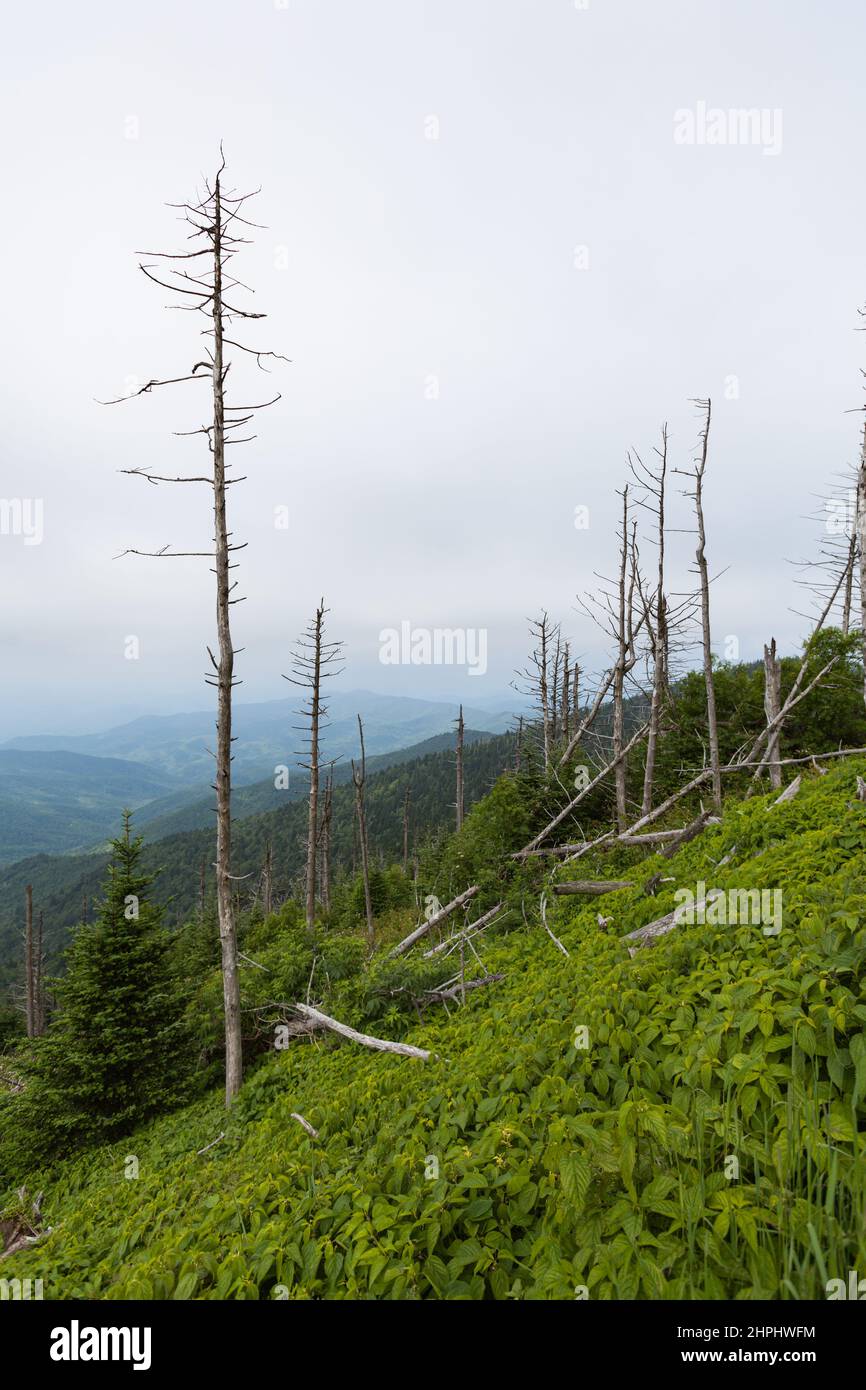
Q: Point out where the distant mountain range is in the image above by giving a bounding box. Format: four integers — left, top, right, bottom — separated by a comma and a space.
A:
0, 691, 519, 864
0, 727, 518, 994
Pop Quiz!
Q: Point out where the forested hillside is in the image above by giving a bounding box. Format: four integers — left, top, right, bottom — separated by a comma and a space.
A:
2, 741, 865, 1300
0, 729, 514, 999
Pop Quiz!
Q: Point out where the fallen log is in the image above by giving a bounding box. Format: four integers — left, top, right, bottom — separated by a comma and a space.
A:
515, 722, 650, 858
388, 885, 480, 958
422, 901, 502, 958
770, 774, 801, 807
292, 1003, 431, 1060
552, 879, 632, 897
660, 809, 714, 858
623, 895, 716, 956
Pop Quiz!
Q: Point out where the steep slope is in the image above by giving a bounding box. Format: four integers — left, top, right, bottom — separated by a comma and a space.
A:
3, 759, 864, 1299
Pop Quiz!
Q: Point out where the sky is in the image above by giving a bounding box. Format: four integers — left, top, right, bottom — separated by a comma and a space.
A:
1, 0, 864, 736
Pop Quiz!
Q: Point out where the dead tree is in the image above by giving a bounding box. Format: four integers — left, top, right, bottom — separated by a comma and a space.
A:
610, 489, 640, 830
675, 399, 722, 811
561, 643, 571, 743
285, 600, 343, 938
105, 151, 287, 1104
262, 841, 273, 917
762, 639, 783, 789
856, 415, 866, 710
514, 613, 558, 773
402, 783, 412, 872
352, 715, 375, 940
34, 910, 45, 1035
455, 704, 465, 831
630, 428, 670, 817
319, 766, 335, 913
24, 885, 34, 1038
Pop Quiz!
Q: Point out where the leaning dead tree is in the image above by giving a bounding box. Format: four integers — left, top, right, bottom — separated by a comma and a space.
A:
352, 715, 375, 940
285, 600, 343, 938
105, 150, 287, 1104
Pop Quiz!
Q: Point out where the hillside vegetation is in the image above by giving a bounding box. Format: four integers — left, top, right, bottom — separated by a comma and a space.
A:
2, 754, 864, 1299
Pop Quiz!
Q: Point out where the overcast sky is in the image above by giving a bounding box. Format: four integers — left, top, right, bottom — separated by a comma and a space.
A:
1, 0, 864, 736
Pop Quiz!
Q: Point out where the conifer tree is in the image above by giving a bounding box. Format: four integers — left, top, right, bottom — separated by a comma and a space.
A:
25, 812, 190, 1154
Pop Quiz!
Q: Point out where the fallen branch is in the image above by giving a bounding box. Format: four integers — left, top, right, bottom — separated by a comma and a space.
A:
422, 902, 503, 958
540, 891, 570, 957
770, 774, 801, 807
423, 973, 504, 1004
515, 722, 650, 858
196, 1131, 225, 1156
622, 895, 717, 956
292, 1003, 432, 1060
388, 885, 480, 958
660, 809, 715, 858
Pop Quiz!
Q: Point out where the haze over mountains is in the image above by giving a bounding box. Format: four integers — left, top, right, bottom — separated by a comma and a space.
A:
0, 690, 519, 864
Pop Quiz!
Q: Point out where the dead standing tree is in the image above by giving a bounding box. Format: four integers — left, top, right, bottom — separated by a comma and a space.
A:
24, 885, 34, 1038
285, 600, 343, 938
402, 782, 412, 872
352, 715, 375, 940
629, 428, 670, 817
674, 399, 723, 811
104, 151, 287, 1104
513, 612, 559, 773
319, 764, 335, 914
455, 704, 465, 831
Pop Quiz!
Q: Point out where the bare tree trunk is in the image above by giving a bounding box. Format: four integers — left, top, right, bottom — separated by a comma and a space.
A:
561, 643, 571, 743
305, 604, 324, 933
763, 638, 783, 789
34, 910, 45, 1035
692, 399, 723, 811
550, 634, 561, 746
639, 428, 668, 817
352, 715, 374, 940
209, 171, 243, 1105
286, 600, 343, 938
320, 769, 334, 913
402, 783, 411, 872
613, 488, 631, 831
262, 841, 273, 917
539, 615, 551, 772
24, 885, 34, 1038
107, 154, 287, 1106
455, 704, 465, 831
857, 419, 866, 711
842, 518, 857, 636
